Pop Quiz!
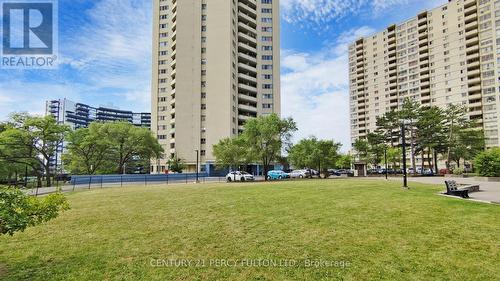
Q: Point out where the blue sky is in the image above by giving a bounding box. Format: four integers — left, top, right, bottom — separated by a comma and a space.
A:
0, 0, 447, 149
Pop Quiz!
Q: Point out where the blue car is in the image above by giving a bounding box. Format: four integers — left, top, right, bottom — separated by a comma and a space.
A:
267, 170, 290, 180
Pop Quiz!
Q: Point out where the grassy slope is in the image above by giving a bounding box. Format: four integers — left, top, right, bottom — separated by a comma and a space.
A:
0, 180, 498, 281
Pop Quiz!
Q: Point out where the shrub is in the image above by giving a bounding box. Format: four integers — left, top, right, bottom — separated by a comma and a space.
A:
452, 167, 464, 175
0, 188, 69, 236
474, 148, 500, 177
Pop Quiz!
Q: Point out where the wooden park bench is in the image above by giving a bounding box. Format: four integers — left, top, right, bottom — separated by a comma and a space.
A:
444, 180, 480, 198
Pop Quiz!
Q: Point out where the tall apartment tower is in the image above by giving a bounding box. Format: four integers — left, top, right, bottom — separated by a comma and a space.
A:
151, 0, 280, 174
349, 0, 500, 150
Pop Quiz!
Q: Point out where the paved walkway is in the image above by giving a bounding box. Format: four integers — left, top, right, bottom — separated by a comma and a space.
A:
386, 176, 500, 204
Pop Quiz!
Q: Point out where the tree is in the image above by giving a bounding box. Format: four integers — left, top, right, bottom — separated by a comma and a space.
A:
415, 106, 447, 172
386, 147, 402, 169
474, 148, 500, 177
0, 188, 69, 236
0, 113, 70, 187
367, 132, 386, 168
213, 137, 249, 171
101, 122, 163, 174
167, 154, 185, 173
375, 110, 399, 147
400, 98, 420, 173
353, 138, 369, 163
241, 114, 297, 181
336, 154, 353, 169
288, 137, 341, 176
449, 128, 485, 169
63, 123, 111, 175
443, 105, 470, 169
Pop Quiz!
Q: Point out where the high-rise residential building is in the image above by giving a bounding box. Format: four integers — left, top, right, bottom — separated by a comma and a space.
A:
46, 99, 151, 172
349, 0, 500, 154
151, 0, 280, 174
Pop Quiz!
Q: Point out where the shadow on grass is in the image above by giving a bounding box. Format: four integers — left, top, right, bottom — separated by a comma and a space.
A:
0, 263, 7, 278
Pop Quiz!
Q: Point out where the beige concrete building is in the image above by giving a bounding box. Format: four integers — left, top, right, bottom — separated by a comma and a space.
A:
151, 0, 280, 174
349, 0, 500, 154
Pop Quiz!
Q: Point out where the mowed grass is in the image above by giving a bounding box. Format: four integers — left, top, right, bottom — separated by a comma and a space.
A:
0, 180, 498, 281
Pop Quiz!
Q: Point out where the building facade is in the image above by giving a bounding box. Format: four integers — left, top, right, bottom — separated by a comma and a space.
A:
349, 0, 500, 154
46, 99, 151, 172
151, 0, 281, 174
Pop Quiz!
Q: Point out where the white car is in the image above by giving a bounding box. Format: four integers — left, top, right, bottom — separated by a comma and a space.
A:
289, 170, 309, 178
226, 171, 255, 182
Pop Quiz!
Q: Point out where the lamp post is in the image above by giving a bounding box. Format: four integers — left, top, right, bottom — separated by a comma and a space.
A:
401, 122, 408, 189
384, 146, 388, 180
195, 150, 199, 183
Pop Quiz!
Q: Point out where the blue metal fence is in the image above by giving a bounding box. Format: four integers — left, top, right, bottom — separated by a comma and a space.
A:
70, 173, 210, 188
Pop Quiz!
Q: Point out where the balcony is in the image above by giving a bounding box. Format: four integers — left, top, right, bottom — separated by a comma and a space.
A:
238, 32, 257, 45
238, 10, 257, 26
238, 42, 257, 54
238, 72, 257, 83
238, 103, 257, 113
238, 1, 257, 18
238, 21, 256, 36
468, 85, 481, 92
238, 114, 255, 121
238, 52, 257, 64
238, 93, 257, 103
238, 83, 257, 93
238, 62, 257, 74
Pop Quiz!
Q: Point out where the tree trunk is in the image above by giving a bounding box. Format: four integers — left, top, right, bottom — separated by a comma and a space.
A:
433, 150, 439, 174
447, 120, 454, 170
263, 157, 269, 181
427, 149, 432, 172
421, 150, 425, 175
410, 126, 416, 175
45, 165, 52, 187
37, 175, 42, 188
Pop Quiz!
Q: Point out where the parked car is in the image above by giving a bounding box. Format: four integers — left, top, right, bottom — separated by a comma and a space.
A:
289, 170, 310, 178
327, 169, 338, 176
336, 169, 354, 177
226, 171, 255, 182
423, 168, 434, 176
267, 170, 290, 180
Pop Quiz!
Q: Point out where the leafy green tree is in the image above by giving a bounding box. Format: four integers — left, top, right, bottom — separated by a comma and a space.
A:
0, 113, 70, 187
63, 123, 111, 175
100, 122, 163, 174
415, 106, 447, 171
63, 122, 163, 175
367, 132, 386, 168
443, 105, 470, 169
474, 148, 500, 177
288, 137, 341, 176
241, 114, 297, 181
386, 147, 402, 169
400, 98, 420, 173
353, 138, 370, 163
168, 154, 185, 173
375, 110, 399, 147
450, 128, 485, 168
213, 137, 249, 171
336, 154, 353, 169
0, 188, 69, 236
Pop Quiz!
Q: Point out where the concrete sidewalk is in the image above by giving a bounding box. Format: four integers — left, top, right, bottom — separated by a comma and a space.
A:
386, 176, 500, 204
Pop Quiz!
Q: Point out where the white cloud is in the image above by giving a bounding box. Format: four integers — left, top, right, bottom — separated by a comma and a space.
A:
0, 0, 152, 121
281, 26, 375, 152
0, 82, 84, 118
281, 0, 446, 25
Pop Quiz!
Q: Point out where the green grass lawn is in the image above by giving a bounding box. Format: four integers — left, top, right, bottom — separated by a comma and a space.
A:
0, 180, 498, 280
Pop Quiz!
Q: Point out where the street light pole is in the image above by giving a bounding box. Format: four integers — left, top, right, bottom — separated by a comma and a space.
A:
401, 122, 408, 189
195, 150, 199, 183
384, 146, 388, 180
